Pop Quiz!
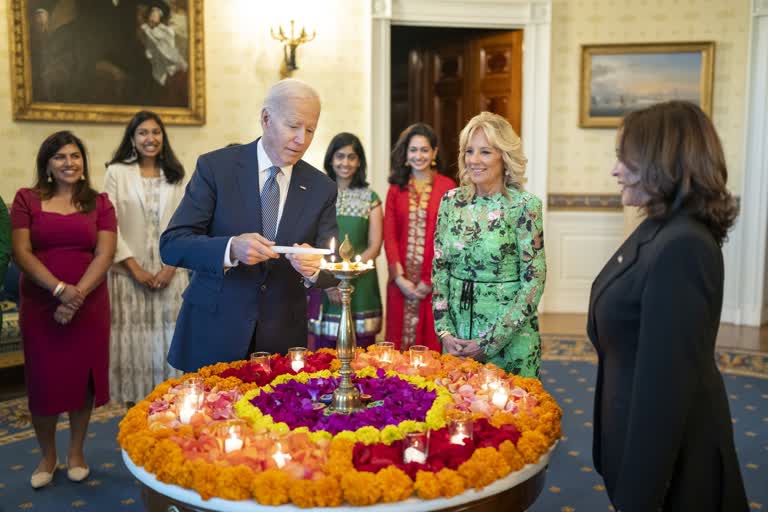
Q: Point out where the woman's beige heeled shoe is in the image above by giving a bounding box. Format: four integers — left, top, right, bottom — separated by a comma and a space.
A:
30, 459, 58, 489
66, 459, 90, 482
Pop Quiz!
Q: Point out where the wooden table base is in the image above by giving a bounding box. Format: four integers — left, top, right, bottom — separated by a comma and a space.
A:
140, 468, 547, 512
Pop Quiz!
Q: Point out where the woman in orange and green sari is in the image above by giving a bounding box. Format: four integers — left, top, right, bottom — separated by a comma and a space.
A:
308, 133, 383, 349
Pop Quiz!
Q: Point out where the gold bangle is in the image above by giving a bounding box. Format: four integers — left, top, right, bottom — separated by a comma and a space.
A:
52, 281, 66, 298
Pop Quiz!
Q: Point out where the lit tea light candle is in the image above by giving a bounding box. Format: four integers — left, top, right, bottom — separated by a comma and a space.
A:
448, 409, 473, 445
491, 386, 509, 408
403, 431, 429, 464
481, 367, 501, 391
224, 426, 243, 453
178, 392, 199, 424
250, 351, 271, 373
450, 428, 469, 445
366, 259, 374, 268
403, 446, 427, 464
288, 347, 306, 373
375, 341, 394, 364
409, 345, 429, 368
355, 255, 362, 263
272, 442, 292, 468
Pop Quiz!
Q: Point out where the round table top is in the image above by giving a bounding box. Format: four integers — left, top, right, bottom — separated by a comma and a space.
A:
123, 445, 554, 512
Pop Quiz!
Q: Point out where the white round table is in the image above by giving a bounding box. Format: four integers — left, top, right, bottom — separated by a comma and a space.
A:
122, 445, 554, 512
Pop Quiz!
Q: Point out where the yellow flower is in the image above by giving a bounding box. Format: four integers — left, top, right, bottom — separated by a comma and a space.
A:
308, 430, 333, 443
354, 426, 381, 445
354, 366, 379, 379
333, 430, 358, 443
379, 424, 404, 444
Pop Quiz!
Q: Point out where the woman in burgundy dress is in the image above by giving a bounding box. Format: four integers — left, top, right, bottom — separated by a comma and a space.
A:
11, 131, 117, 489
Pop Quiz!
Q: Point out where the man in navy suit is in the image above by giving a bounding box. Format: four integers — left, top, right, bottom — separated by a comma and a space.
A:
160, 79, 338, 372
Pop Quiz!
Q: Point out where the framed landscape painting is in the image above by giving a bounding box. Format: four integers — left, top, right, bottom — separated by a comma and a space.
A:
579, 42, 714, 128
8, 0, 206, 125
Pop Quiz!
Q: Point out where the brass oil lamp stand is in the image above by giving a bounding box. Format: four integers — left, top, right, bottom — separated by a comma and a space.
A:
322, 235, 373, 414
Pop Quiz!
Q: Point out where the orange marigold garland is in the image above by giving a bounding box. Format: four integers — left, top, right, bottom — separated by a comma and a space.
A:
341, 470, 382, 505
435, 468, 467, 498
251, 469, 292, 505
414, 470, 442, 500
376, 466, 414, 503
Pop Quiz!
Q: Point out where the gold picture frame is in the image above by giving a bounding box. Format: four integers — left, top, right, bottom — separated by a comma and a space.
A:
579, 42, 714, 128
8, 0, 205, 125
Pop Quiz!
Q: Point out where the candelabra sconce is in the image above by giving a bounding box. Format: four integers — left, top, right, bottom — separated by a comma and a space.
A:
270, 20, 316, 78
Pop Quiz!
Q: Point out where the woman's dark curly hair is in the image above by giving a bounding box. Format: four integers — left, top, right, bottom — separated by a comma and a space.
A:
618, 100, 737, 246
389, 123, 444, 189
107, 110, 185, 184
34, 131, 98, 213
323, 132, 368, 188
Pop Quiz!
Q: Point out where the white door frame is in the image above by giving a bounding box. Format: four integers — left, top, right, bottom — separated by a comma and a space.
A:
369, 0, 552, 207
724, 0, 768, 326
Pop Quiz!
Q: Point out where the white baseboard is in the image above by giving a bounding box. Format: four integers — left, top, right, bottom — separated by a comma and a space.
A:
541, 210, 625, 313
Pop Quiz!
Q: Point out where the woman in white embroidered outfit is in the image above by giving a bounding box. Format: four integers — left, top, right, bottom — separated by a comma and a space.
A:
104, 110, 188, 405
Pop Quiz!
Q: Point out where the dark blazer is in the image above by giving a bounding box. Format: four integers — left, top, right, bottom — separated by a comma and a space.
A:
587, 211, 747, 512
160, 139, 338, 372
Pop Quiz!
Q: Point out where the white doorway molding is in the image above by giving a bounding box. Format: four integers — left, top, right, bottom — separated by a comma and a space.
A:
369, 0, 552, 205
723, 0, 768, 326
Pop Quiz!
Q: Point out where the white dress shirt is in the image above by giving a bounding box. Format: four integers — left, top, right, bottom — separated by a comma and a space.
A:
223, 139, 293, 267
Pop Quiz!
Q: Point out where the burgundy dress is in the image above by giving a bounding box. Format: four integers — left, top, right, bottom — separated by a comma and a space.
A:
11, 189, 117, 416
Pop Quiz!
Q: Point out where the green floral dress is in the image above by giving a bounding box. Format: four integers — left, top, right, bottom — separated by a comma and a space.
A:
432, 187, 546, 377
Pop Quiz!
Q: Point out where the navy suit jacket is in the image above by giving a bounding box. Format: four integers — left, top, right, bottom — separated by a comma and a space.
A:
160, 139, 338, 372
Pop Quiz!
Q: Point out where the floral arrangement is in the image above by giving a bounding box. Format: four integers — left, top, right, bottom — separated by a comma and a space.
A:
118, 347, 561, 507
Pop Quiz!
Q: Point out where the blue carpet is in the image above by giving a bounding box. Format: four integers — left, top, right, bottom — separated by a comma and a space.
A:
0, 354, 765, 511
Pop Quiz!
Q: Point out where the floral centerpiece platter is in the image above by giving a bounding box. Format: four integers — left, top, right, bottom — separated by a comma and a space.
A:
118, 348, 561, 509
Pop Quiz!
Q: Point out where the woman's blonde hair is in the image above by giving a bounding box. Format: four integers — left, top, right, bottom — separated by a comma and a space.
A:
457, 111, 527, 198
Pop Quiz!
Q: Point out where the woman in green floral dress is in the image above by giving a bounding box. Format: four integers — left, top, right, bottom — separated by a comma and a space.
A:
432, 112, 546, 377
307, 133, 383, 349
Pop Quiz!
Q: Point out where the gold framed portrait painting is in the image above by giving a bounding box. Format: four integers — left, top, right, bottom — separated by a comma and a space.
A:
579, 42, 714, 128
8, 0, 206, 125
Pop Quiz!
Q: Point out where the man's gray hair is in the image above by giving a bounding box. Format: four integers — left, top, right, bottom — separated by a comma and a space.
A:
262, 79, 321, 114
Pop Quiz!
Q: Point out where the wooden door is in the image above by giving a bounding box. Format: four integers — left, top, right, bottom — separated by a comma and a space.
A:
392, 28, 523, 178
424, 43, 467, 176
467, 31, 523, 136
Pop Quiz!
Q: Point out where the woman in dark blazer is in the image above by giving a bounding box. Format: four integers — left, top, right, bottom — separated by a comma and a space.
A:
587, 101, 748, 512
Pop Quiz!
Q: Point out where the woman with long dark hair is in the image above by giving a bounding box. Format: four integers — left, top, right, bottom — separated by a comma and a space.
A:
587, 101, 747, 511
103, 110, 187, 404
11, 131, 117, 488
307, 133, 383, 349
383, 123, 454, 351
